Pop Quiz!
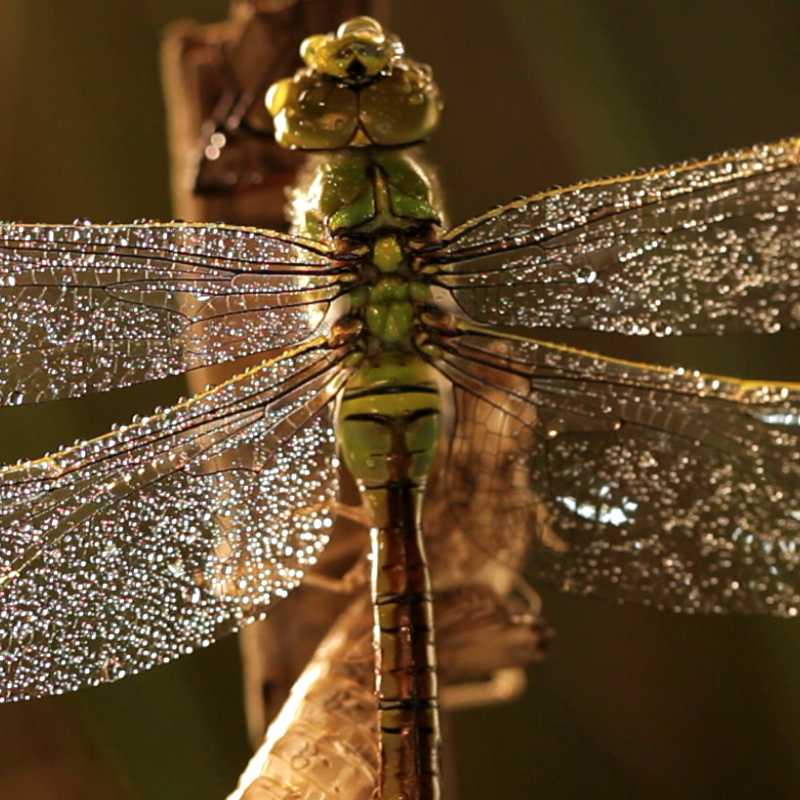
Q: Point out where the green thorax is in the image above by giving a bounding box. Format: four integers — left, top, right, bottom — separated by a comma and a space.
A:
295, 148, 439, 239
292, 147, 439, 348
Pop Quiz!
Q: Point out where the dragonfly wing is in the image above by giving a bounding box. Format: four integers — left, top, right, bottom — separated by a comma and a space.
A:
0, 338, 349, 701
428, 329, 800, 616
0, 221, 351, 404
423, 137, 800, 336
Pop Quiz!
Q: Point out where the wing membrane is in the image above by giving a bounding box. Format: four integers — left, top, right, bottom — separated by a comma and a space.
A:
427, 326, 800, 616
0, 338, 350, 701
0, 221, 353, 404
423, 138, 800, 336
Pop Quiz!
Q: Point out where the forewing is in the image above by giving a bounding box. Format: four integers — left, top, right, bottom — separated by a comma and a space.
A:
423, 138, 800, 336
0, 221, 351, 404
0, 339, 349, 701
429, 330, 800, 616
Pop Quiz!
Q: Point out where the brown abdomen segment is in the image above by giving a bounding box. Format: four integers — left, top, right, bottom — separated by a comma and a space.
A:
370, 480, 440, 800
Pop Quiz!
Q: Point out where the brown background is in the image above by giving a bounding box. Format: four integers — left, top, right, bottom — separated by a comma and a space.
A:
1, 1, 799, 798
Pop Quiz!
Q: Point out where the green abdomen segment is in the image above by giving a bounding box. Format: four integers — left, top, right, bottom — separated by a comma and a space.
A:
335, 354, 442, 800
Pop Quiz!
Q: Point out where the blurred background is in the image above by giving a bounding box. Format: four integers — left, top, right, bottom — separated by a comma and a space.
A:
1, 1, 800, 798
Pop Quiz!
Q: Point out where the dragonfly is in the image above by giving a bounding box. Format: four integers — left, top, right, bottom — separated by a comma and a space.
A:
1, 15, 800, 800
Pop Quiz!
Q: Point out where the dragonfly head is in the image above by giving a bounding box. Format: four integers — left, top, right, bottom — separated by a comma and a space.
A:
266, 17, 442, 150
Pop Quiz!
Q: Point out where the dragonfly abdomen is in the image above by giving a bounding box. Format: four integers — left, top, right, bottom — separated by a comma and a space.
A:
335, 353, 444, 799
335, 353, 442, 490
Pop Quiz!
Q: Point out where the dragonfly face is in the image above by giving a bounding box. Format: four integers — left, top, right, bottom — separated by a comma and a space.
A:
300, 16, 400, 82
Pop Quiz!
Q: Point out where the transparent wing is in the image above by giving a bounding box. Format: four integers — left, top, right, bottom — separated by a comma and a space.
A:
0, 337, 350, 701
427, 324, 800, 616
0, 221, 353, 404
422, 137, 800, 336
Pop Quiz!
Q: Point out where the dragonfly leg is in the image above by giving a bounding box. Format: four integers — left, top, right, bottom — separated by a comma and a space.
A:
440, 667, 527, 709
303, 558, 370, 595
294, 499, 373, 529
435, 583, 553, 710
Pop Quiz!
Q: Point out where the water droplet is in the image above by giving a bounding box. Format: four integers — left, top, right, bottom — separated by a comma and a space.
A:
183, 586, 202, 604
575, 266, 597, 284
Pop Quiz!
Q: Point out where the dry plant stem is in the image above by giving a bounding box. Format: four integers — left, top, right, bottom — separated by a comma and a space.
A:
228, 594, 379, 800
227, 585, 548, 799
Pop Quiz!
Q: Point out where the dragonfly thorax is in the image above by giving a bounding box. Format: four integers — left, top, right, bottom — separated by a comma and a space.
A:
345, 253, 432, 347
288, 148, 442, 349
289, 149, 440, 241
